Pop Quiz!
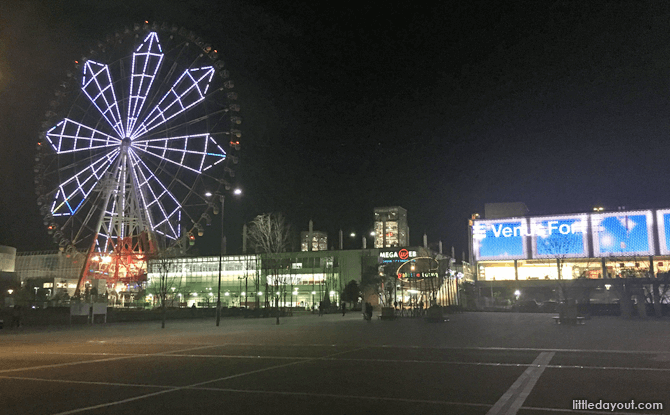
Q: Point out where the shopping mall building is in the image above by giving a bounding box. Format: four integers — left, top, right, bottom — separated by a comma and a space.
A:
6, 246, 461, 309
470, 203, 670, 302
3, 206, 465, 309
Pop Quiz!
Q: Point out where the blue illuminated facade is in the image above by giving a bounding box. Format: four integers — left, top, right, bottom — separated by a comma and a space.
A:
473, 209, 661, 261
471, 208, 670, 282
475, 219, 526, 259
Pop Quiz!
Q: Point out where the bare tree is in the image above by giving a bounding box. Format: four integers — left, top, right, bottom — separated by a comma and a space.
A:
649, 272, 670, 317
247, 213, 292, 324
247, 213, 292, 254
152, 247, 180, 329
146, 226, 183, 329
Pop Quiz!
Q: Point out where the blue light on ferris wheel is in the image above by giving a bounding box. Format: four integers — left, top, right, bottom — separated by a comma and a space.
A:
50, 149, 119, 217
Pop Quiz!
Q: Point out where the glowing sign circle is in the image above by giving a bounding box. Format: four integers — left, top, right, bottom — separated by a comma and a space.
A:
398, 249, 409, 260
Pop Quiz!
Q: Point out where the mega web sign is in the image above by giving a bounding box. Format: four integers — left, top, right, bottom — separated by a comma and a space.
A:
473, 210, 657, 260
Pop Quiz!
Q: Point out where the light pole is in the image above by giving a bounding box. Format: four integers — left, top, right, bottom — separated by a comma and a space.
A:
207, 188, 241, 327
216, 193, 225, 326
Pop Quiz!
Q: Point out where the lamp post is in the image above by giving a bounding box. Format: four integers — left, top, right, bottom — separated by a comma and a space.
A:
216, 194, 225, 326
207, 188, 241, 327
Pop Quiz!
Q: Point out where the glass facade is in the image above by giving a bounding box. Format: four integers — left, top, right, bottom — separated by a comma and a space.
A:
477, 257, 668, 281
146, 254, 342, 309
472, 209, 662, 261
472, 208, 670, 282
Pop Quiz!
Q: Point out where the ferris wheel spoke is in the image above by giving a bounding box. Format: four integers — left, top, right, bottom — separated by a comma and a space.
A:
132, 134, 226, 174
136, 107, 230, 140
127, 32, 164, 136
68, 187, 108, 246
134, 149, 209, 206
131, 66, 215, 139
129, 150, 182, 239
50, 149, 119, 217
46, 118, 121, 154
82, 61, 125, 137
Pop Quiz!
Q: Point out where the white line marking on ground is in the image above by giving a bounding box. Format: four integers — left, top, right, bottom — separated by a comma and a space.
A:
486, 351, 555, 415
12, 350, 670, 373
0, 374, 492, 410
0, 344, 219, 374
378, 345, 670, 354
50, 347, 369, 415
185, 386, 494, 408
0, 375, 659, 414
0, 375, 170, 389
9, 342, 670, 354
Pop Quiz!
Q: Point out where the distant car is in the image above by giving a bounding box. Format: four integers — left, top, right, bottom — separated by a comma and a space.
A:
512, 300, 540, 312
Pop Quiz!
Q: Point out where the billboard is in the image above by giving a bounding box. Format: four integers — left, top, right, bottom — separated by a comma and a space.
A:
591, 210, 654, 257
656, 209, 670, 255
378, 248, 418, 264
472, 218, 527, 260
530, 215, 589, 258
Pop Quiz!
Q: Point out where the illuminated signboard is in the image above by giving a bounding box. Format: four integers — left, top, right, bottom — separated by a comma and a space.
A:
397, 271, 438, 279
379, 248, 417, 263
656, 209, 670, 255
591, 210, 654, 257
472, 218, 527, 260
530, 215, 589, 258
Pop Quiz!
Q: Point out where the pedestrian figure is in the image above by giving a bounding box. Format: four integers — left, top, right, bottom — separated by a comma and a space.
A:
318, 301, 323, 316
11, 305, 21, 328
341, 301, 346, 316
364, 302, 373, 321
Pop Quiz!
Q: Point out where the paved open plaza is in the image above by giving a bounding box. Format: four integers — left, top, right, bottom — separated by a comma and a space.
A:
1, 312, 669, 415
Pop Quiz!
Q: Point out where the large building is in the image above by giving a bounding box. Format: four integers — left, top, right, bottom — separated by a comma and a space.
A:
300, 231, 328, 252
10, 245, 465, 310
471, 206, 670, 289
10, 207, 469, 309
143, 246, 460, 309
373, 206, 409, 248
0, 246, 16, 272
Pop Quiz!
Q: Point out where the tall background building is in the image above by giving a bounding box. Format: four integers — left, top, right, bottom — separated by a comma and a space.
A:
300, 231, 328, 251
374, 206, 409, 248
300, 220, 328, 251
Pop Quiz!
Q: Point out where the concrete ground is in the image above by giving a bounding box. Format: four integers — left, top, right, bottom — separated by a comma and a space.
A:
1, 312, 669, 415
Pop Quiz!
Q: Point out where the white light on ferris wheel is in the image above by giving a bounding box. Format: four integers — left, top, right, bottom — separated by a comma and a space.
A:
43, 30, 233, 245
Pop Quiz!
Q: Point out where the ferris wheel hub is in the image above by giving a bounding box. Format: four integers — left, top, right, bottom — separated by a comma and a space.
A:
120, 137, 132, 151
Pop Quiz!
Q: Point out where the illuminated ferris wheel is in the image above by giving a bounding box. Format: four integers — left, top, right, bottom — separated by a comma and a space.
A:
35, 22, 240, 288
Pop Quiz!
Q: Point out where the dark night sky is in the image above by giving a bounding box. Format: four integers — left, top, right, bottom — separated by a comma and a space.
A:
2, 1, 670, 257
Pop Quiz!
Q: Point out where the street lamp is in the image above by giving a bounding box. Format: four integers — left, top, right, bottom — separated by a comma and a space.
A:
207, 188, 242, 327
